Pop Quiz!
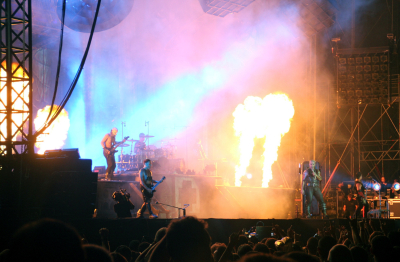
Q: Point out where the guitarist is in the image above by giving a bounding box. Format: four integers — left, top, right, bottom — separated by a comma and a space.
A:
101, 128, 127, 180
354, 172, 369, 218
137, 159, 160, 218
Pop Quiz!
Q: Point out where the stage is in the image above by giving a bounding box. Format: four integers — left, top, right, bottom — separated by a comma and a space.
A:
96, 172, 297, 220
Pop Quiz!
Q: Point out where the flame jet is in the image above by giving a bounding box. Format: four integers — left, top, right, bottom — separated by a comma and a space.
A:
34, 105, 70, 154
233, 93, 294, 187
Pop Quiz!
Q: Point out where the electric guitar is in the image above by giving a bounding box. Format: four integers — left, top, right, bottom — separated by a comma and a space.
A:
143, 176, 166, 198
104, 136, 129, 157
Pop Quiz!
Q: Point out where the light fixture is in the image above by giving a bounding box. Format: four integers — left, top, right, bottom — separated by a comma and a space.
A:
373, 183, 381, 191
393, 182, 400, 198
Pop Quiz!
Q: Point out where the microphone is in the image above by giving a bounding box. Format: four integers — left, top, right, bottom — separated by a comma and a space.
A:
145, 121, 147, 126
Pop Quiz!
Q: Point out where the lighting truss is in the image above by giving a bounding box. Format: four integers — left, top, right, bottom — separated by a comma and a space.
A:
0, 0, 33, 156
198, 0, 255, 17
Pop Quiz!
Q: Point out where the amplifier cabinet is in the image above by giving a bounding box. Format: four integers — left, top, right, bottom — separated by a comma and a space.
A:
388, 199, 400, 218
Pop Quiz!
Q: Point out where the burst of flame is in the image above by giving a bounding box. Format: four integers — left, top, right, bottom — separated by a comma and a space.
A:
0, 62, 30, 150
34, 105, 70, 154
233, 93, 294, 187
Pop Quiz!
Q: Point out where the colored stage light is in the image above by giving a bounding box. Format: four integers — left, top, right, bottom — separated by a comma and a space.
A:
246, 173, 252, 179
373, 183, 381, 191
393, 182, 400, 191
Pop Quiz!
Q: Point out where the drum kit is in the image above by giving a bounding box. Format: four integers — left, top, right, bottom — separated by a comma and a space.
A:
116, 135, 184, 172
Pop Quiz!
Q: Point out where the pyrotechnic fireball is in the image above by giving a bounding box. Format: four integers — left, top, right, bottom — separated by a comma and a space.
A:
233, 93, 294, 187
34, 105, 70, 154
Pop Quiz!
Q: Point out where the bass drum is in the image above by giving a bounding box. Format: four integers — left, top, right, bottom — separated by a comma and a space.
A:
117, 154, 132, 170
154, 148, 167, 159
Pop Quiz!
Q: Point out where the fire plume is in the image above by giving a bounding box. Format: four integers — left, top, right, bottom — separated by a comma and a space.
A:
233, 93, 294, 187
34, 105, 70, 154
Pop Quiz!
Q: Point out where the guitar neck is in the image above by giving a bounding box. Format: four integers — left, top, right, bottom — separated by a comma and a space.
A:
153, 177, 165, 189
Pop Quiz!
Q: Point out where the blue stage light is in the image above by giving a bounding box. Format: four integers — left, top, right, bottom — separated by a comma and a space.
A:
373, 183, 381, 191
393, 182, 400, 191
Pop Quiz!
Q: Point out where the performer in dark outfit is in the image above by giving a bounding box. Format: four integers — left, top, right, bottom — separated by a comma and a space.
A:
354, 172, 369, 218
302, 160, 329, 219
137, 159, 160, 219
134, 133, 147, 154
101, 128, 127, 180
343, 194, 357, 219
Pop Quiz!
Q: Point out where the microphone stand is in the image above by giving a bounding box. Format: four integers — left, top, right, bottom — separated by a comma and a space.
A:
155, 202, 189, 218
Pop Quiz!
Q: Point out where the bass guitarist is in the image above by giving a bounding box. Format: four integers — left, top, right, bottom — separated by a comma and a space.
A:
137, 159, 164, 218
101, 128, 127, 180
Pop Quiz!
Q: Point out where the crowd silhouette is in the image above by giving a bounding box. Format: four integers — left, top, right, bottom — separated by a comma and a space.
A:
0, 216, 399, 262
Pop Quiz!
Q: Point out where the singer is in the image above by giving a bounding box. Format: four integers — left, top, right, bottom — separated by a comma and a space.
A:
302, 160, 329, 219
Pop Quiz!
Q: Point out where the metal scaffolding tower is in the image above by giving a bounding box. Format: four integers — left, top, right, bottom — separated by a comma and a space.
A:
0, 0, 33, 157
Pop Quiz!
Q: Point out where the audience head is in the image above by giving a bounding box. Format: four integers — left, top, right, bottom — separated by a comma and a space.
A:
7, 218, 84, 262
371, 235, 393, 262
306, 237, 318, 255
110, 252, 128, 262
350, 246, 368, 262
154, 227, 167, 243
138, 242, 150, 253
266, 238, 277, 252
239, 253, 293, 262
166, 216, 212, 262
369, 231, 384, 244
238, 244, 253, 257
237, 235, 249, 249
213, 246, 228, 262
83, 244, 113, 262
388, 231, 400, 247
211, 242, 226, 254
318, 236, 336, 262
129, 240, 140, 252
253, 243, 270, 253
285, 251, 320, 262
327, 244, 353, 262
115, 245, 132, 262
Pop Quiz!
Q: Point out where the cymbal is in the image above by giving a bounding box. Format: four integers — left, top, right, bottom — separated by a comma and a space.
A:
120, 144, 130, 147
143, 135, 154, 138
127, 139, 139, 142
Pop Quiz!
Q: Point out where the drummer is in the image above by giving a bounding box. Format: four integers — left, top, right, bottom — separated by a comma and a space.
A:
134, 133, 147, 154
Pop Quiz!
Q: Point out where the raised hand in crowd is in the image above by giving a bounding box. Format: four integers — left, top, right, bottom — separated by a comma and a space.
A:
99, 227, 110, 251
338, 225, 349, 244
272, 224, 286, 239
379, 218, 388, 235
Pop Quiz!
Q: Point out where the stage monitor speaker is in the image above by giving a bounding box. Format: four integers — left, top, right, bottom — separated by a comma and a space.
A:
256, 226, 273, 240
44, 148, 80, 159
